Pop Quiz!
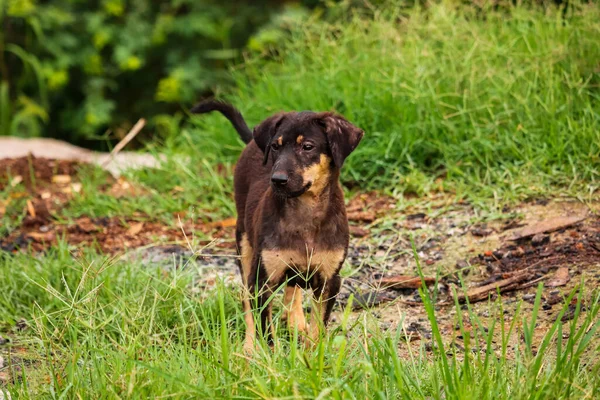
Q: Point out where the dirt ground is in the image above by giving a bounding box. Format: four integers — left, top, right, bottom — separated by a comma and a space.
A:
1, 156, 599, 357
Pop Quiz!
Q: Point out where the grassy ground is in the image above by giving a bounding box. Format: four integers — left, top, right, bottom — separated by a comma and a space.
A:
1, 245, 599, 399
2, 1, 600, 399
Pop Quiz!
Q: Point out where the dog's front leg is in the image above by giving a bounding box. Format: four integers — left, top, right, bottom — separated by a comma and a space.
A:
242, 294, 256, 353
246, 256, 275, 349
309, 274, 341, 343
284, 285, 307, 335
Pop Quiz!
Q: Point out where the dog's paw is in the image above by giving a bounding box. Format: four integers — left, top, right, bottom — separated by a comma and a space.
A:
243, 338, 256, 355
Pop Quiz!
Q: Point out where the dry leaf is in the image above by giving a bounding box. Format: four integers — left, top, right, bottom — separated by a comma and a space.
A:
26, 231, 55, 242
380, 275, 436, 289
10, 175, 23, 187
71, 183, 82, 193
76, 218, 100, 233
108, 178, 142, 198
9, 192, 28, 199
546, 267, 570, 288
347, 211, 376, 222
26, 199, 36, 217
349, 226, 369, 237
127, 222, 144, 236
208, 218, 237, 229
52, 175, 72, 184
509, 216, 586, 241
40, 191, 52, 199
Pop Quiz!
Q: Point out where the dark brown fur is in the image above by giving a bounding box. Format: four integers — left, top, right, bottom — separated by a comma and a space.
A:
191, 100, 364, 350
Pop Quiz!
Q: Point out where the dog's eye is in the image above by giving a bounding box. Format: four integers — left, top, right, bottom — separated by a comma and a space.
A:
271, 143, 280, 151
302, 144, 314, 151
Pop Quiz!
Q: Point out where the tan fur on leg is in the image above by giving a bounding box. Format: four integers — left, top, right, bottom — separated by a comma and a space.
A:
284, 286, 307, 334
240, 234, 256, 353
242, 297, 256, 353
309, 298, 326, 343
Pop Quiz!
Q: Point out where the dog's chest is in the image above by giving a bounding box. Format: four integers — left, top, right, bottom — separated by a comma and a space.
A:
260, 247, 345, 283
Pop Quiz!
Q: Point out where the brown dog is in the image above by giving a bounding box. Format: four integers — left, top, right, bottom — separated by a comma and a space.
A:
191, 100, 363, 351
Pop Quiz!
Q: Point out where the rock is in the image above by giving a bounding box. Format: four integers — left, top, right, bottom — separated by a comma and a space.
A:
0, 335, 8, 345
522, 294, 536, 302
531, 233, 550, 247
492, 250, 505, 259
471, 227, 493, 237
349, 226, 369, 237
406, 213, 426, 220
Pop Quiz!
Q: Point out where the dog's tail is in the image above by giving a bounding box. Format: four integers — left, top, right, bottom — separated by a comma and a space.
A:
190, 99, 253, 144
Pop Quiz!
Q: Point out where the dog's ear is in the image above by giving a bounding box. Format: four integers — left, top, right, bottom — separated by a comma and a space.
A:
253, 113, 286, 165
315, 113, 364, 168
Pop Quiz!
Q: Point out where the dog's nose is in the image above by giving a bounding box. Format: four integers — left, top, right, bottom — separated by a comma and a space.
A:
271, 172, 288, 185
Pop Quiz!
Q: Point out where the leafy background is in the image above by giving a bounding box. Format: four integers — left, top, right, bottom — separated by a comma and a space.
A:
1, 0, 598, 200
0, 0, 325, 147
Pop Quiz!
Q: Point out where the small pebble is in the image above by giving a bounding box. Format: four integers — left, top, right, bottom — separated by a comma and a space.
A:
522, 294, 536, 301
471, 228, 492, 237
513, 247, 525, 258
492, 250, 504, 259
531, 233, 550, 247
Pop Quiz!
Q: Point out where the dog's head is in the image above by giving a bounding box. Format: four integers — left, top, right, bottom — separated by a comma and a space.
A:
253, 111, 364, 198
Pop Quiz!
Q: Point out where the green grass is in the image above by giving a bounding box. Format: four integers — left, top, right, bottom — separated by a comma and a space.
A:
1, 245, 599, 399
2, 2, 600, 398
5, 2, 597, 227
180, 0, 600, 204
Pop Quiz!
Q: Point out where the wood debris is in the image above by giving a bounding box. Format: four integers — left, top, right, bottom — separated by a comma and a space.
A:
456, 271, 532, 303
508, 215, 586, 241
126, 222, 144, 236
380, 275, 436, 290
207, 217, 237, 229
347, 211, 376, 223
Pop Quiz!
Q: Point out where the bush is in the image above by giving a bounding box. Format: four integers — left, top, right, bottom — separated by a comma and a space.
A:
0, 0, 312, 146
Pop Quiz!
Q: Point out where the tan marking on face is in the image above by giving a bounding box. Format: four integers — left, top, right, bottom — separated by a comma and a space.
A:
296, 135, 304, 144
277, 136, 282, 146
301, 154, 331, 196
261, 247, 344, 283
284, 286, 307, 333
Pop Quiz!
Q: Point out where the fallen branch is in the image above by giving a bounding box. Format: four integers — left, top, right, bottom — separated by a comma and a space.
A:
455, 271, 532, 303
508, 215, 586, 241
101, 118, 146, 168
380, 275, 436, 290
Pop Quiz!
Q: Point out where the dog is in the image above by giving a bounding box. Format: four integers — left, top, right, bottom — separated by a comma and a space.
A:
191, 100, 364, 351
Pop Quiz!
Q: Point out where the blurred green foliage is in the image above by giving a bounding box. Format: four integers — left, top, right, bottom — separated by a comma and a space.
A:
0, 0, 314, 145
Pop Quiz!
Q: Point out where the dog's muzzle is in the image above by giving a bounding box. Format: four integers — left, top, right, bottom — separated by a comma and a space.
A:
285, 182, 312, 198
